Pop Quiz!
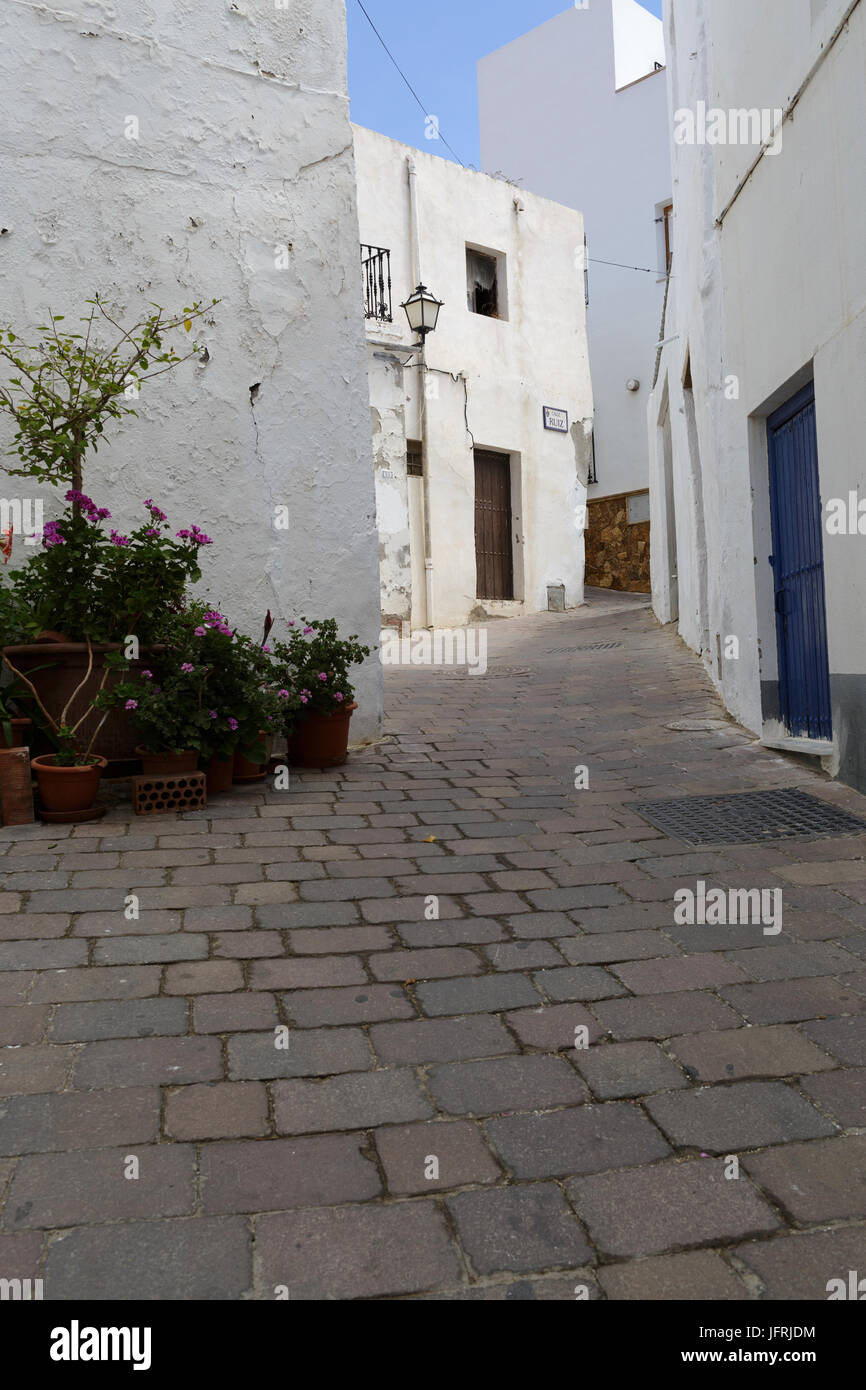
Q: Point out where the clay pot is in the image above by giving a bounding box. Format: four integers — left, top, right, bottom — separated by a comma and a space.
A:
288, 703, 357, 768
232, 733, 271, 783
136, 747, 199, 776
0, 717, 32, 749
204, 755, 235, 795
3, 641, 162, 763
31, 754, 106, 814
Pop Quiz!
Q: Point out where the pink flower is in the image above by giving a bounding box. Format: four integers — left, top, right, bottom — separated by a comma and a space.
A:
228, 717, 238, 731
209, 710, 217, 719
125, 699, 137, 710
335, 692, 344, 702
303, 626, 313, 635
194, 626, 207, 637
141, 669, 153, 679
317, 672, 328, 682
287, 620, 295, 627
277, 689, 290, 699
180, 663, 194, 673
262, 644, 271, 654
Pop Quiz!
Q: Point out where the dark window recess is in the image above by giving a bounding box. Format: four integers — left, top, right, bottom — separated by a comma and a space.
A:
467, 248, 500, 318
474, 449, 514, 599
662, 203, 674, 274
361, 244, 392, 322
406, 441, 423, 476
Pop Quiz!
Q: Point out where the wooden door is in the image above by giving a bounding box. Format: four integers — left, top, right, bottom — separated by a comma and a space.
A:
474, 450, 513, 599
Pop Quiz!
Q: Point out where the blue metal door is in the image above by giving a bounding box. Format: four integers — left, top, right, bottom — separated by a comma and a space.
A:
767, 382, 832, 740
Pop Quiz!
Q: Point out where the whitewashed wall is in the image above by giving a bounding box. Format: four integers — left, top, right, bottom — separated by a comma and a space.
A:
478, 0, 671, 504
0, 0, 383, 741
648, 0, 866, 791
354, 126, 593, 630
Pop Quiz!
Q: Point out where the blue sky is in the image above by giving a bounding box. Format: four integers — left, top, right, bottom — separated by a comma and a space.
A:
348, 0, 664, 169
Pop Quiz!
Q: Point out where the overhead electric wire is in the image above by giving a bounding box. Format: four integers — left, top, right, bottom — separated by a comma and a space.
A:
354, 0, 467, 167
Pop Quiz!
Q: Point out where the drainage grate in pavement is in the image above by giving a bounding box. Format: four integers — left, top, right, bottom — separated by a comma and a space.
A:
631, 787, 866, 845
552, 642, 623, 654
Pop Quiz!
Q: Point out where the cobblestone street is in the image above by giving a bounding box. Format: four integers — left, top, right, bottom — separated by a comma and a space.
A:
2, 591, 866, 1300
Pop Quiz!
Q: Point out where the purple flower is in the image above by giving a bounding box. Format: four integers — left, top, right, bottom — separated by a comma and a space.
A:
41, 520, 65, 548
317, 672, 328, 682
227, 717, 239, 731
141, 669, 153, 679
194, 626, 207, 637
109, 531, 130, 547
145, 527, 159, 537
96, 508, 112, 520
144, 500, 167, 522
335, 692, 344, 702
180, 663, 194, 673
262, 644, 271, 654
287, 620, 295, 627
303, 626, 313, 635
176, 529, 191, 539
277, 689, 290, 699
209, 709, 217, 719
125, 699, 138, 710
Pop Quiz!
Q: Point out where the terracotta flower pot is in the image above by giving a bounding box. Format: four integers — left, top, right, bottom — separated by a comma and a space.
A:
30, 754, 106, 814
0, 717, 32, 749
136, 747, 199, 776
204, 755, 235, 795
289, 702, 357, 768
232, 733, 271, 783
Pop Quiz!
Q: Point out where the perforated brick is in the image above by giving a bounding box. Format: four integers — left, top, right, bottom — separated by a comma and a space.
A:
133, 772, 207, 815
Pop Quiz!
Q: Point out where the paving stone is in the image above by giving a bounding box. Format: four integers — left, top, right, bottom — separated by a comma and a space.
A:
668, 1024, 836, 1082
483, 940, 565, 971
256, 902, 359, 930
0, 971, 34, 1005
0, 1045, 75, 1097
646, 1080, 836, 1152
0, 939, 87, 971
447, 1183, 592, 1274
194, 992, 278, 1033
185, 905, 254, 932
598, 1250, 749, 1300
74, 1036, 223, 1088
273, 1069, 432, 1134
0, 1087, 159, 1154
735, 1226, 866, 1300
3, 1145, 196, 1228
575, 1040, 689, 1099
504, 911, 575, 941
50, 997, 188, 1042
488, 1103, 670, 1178
361, 895, 461, 923
369, 947, 483, 981
227, 1027, 371, 1079
92, 935, 208, 965
0, 1003, 49, 1045
718, 976, 863, 1025
164, 961, 245, 995
742, 1135, 866, 1222
415, 972, 540, 1017
43, 1216, 252, 1300
427, 1054, 587, 1116
250, 956, 367, 990
533, 966, 626, 1002
281, 983, 413, 1026
371, 1016, 517, 1065
504, 1002, 602, 1050
164, 1082, 269, 1139
0, 913, 70, 940
398, 917, 504, 947
0, 1232, 43, 1281
200, 1135, 381, 1213
557, 931, 679, 964
568, 1159, 779, 1257
212, 932, 284, 958
727, 942, 860, 982
801, 1069, 866, 1128
591, 991, 744, 1041
376, 1119, 501, 1193
801, 1016, 866, 1065
612, 953, 747, 994
255, 1201, 460, 1299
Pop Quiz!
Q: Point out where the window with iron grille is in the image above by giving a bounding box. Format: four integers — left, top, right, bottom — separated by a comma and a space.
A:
361, 245, 392, 322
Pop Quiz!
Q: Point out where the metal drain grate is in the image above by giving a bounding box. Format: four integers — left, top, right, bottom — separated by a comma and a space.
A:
552, 642, 623, 654
631, 787, 866, 846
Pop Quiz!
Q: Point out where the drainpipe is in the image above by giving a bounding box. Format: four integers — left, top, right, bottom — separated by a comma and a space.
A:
407, 157, 434, 629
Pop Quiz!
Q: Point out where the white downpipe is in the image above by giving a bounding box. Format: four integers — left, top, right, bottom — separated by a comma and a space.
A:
407, 156, 434, 629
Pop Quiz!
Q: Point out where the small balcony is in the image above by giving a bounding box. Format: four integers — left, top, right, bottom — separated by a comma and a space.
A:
361, 244, 392, 323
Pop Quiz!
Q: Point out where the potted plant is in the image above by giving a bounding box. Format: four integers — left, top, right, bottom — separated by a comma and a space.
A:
0, 297, 217, 757
2, 496, 211, 760
275, 618, 371, 768
2, 640, 111, 818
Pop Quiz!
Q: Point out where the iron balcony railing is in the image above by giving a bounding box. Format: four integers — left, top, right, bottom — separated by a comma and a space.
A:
361, 244, 392, 323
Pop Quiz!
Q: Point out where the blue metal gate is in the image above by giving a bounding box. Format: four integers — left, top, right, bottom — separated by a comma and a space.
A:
767, 382, 832, 740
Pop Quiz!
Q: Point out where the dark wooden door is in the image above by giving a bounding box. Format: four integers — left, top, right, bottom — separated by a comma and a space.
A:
474, 450, 513, 599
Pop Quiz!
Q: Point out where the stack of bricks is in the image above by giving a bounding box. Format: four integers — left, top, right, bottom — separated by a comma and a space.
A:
0, 746, 35, 825
133, 772, 207, 815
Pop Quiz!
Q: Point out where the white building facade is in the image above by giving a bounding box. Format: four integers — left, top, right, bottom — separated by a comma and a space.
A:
0, 0, 383, 741
478, 0, 671, 593
648, 0, 866, 793
353, 126, 593, 631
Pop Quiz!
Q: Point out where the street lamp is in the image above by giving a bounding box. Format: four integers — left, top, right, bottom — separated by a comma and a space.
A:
401, 284, 443, 339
